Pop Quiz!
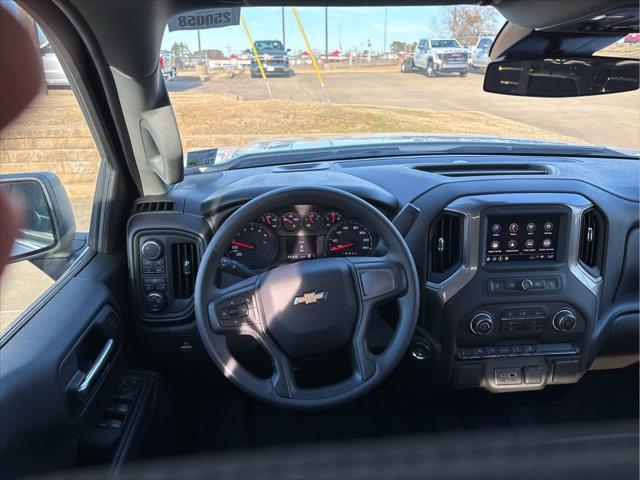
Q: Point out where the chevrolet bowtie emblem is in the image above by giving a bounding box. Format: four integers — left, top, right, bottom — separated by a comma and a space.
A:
293, 290, 328, 306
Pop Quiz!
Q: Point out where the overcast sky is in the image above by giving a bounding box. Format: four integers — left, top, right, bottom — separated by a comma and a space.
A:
161, 6, 504, 54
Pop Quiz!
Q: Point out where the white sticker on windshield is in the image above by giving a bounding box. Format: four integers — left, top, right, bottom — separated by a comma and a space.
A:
167, 8, 241, 31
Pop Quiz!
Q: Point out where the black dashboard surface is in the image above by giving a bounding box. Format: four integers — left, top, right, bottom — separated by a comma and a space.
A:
129, 152, 639, 392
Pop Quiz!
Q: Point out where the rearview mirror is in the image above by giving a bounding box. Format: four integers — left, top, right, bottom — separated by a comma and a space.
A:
484, 56, 639, 97
0, 173, 76, 265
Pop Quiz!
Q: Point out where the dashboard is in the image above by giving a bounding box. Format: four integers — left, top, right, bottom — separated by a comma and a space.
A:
226, 205, 377, 269
126, 153, 639, 395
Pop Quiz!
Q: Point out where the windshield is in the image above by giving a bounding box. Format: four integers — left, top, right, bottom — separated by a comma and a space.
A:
431, 39, 461, 48
255, 40, 285, 51
161, 5, 640, 169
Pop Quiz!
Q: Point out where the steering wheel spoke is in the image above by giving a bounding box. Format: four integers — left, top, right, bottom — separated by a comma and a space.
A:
347, 256, 408, 381
348, 255, 408, 305
247, 327, 297, 399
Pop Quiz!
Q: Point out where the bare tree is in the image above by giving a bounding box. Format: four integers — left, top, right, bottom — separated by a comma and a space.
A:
440, 6, 501, 48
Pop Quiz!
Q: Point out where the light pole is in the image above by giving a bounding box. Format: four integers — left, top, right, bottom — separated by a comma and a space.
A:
281, 7, 286, 47
325, 7, 329, 62
383, 7, 388, 57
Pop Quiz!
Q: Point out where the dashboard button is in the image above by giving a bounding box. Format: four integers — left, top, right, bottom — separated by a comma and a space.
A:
499, 345, 513, 355
532, 278, 545, 289
472, 347, 487, 357
512, 345, 525, 354
486, 346, 499, 357
505, 279, 519, 290
520, 279, 533, 291
525, 345, 538, 354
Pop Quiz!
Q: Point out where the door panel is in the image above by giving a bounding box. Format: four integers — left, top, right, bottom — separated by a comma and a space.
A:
0, 256, 125, 478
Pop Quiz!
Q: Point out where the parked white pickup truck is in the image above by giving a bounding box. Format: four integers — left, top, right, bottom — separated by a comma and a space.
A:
401, 38, 469, 77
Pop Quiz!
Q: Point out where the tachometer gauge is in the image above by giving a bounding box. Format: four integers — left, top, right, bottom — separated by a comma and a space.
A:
228, 223, 278, 268
260, 212, 280, 230
324, 211, 343, 228
326, 221, 374, 257
281, 212, 301, 232
303, 212, 322, 232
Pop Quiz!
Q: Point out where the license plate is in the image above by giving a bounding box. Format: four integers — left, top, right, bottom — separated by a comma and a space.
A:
266, 66, 275, 72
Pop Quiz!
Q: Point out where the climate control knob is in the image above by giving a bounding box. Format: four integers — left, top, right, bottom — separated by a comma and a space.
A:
470, 312, 494, 336
144, 292, 166, 312
141, 240, 163, 260
552, 309, 577, 332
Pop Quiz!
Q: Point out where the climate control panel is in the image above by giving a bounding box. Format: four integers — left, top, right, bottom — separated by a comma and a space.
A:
461, 302, 584, 339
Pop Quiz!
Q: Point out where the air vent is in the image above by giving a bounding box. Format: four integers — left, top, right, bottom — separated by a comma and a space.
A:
134, 201, 174, 213
172, 242, 198, 299
429, 212, 462, 280
414, 164, 549, 177
579, 208, 604, 274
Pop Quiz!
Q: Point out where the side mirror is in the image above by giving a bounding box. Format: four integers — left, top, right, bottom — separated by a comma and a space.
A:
0, 173, 76, 266
484, 56, 639, 97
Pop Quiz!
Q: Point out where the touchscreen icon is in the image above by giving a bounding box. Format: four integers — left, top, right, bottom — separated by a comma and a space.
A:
507, 240, 517, 249
491, 224, 501, 233
525, 239, 535, 248
509, 223, 519, 233
543, 238, 552, 248
526, 223, 536, 232
491, 241, 500, 250
544, 222, 554, 232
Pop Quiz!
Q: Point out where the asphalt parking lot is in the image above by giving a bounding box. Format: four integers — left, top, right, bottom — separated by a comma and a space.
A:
169, 70, 640, 150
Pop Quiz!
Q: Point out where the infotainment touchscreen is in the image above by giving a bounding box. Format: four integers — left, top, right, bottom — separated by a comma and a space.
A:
485, 214, 560, 263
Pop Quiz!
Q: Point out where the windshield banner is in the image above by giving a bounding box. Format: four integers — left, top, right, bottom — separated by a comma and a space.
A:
168, 8, 241, 31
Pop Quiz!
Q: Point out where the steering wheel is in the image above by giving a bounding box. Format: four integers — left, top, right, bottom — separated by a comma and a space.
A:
194, 186, 420, 409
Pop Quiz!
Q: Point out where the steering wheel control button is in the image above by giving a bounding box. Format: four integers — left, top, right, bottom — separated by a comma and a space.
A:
141, 240, 163, 260
215, 293, 259, 329
470, 312, 494, 335
553, 309, 577, 332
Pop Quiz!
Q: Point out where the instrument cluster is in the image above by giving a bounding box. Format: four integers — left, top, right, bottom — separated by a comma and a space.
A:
227, 205, 376, 269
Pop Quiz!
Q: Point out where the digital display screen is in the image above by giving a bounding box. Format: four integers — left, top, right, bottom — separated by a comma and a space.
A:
285, 236, 318, 261
485, 214, 560, 263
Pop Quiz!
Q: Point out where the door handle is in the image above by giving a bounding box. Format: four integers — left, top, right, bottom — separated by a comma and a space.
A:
76, 338, 114, 394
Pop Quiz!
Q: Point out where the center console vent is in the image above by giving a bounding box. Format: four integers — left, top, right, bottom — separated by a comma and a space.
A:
134, 201, 174, 213
413, 164, 550, 177
172, 242, 198, 299
429, 212, 463, 281
578, 208, 605, 275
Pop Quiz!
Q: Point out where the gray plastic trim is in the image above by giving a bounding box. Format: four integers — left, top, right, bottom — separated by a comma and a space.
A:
427, 193, 603, 303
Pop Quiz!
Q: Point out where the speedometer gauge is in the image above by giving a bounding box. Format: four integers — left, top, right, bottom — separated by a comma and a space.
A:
326, 221, 374, 257
228, 223, 277, 268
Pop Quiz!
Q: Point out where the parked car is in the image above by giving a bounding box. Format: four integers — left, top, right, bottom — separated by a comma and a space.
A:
469, 36, 494, 71
401, 38, 469, 77
624, 33, 640, 43
40, 41, 69, 88
250, 40, 293, 77
159, 50, 177, 81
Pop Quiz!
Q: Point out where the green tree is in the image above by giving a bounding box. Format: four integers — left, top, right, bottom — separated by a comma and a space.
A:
170, 41, 191, 58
